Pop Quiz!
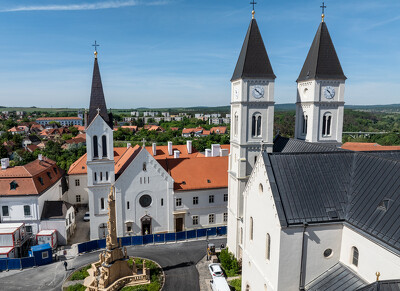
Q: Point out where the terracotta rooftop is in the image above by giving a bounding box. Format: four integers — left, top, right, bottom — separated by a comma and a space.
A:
144, 144, 201, 159
0, 157, 64, 196
158, 156, 228, 191
210, 126, 227, 134
342, 142, 400, 151
68, 145, 141, 175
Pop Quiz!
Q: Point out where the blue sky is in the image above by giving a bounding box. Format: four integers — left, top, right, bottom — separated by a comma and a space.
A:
0, 0, 399, 108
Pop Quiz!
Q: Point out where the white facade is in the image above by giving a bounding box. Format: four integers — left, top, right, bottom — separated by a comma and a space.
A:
228, 77, 275, 258
65, 174, 88, 205
0, 179, 64, 236
295, 80, 345, 144
40, 205, 76, 245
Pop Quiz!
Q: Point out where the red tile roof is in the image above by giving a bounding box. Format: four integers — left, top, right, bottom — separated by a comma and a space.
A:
157, 157, 228, 191
26, 144, 39, 152
210, 126, 227, 134
144, 144, 201, 159
0, 157, 64, 196
341, 142, 400, 151
67, 145, 141, 175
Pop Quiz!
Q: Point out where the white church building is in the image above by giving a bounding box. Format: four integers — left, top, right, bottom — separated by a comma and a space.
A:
70, 50, 229, 240
227, 9, 400, 291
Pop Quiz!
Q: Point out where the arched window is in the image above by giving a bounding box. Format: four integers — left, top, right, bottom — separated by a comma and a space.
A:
100, 198, 105, 210
245, 284, 250, 291
94, 172, 97, 182
143, 162, 147, 172
102, 135, 107, 157
252, 116, 256, 136
250, 217, 254, 240
257, 116, 262, 136
351, 246, 359, 267
234, 113, 238, 136
266, 233, 271, 260
302, 113, 308, 135
254, 156, 257, 165
93, 136, 98, 158
322, 113, 332, 136
259, 183, 263, 194
106, 172, 109, 181
100, 172, 103, 181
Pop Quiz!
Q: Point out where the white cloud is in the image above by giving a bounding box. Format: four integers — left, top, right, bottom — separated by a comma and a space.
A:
0, 0, 169, 12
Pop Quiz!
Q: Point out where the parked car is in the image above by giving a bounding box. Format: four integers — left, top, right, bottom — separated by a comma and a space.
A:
83, 212, 90, 221
209, 263, 224, 277
210, 277, 230, 291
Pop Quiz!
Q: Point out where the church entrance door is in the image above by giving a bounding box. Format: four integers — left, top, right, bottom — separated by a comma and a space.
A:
141, 215, 152, 235
175, 217, 183, 232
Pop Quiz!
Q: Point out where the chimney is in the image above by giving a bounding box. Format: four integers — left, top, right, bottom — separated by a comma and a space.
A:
152, 143, 157, 156
168, 141, 173, 156
84, 109, 88, 129
174, 150, 180, 159
220, 149, 229, 157
127, 143, 131, 149
38, 154, 43, 161
1, 158, 9, 170
205, 149, 211, 157
186, 140, 192, 154
211, 144, 221, 157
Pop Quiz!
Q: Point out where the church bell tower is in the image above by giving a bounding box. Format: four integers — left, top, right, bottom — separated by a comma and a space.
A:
227, 9, 276, 258
86, 47, 115, 240
295, 8, 346, 145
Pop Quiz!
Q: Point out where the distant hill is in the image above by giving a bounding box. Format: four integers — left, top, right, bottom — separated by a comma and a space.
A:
1, 103, 399, 114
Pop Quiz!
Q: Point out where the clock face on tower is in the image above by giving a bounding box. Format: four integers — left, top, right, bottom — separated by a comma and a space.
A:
324, 86, 335, 99
252, 85, 264, 99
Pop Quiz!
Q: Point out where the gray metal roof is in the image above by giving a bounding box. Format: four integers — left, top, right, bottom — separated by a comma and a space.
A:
263, 150, 400, 251
88, 57, 113, 128
231, 18, 276, 81
306, 262, 367, 291
273, 135, 344, 153
356, 280, 400, 291
297, 22, 346, 82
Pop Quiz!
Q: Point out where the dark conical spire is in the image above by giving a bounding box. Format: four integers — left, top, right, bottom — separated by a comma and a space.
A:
231, 17, 276, 81
297, 22, 346, 82
88, 54, 113, 127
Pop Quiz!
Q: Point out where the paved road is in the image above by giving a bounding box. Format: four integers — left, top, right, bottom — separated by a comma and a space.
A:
0, 238, 226, 291
68, 207, 90, 245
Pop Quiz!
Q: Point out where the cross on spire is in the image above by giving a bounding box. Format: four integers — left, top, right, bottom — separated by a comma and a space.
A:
320, 2, 327, 22
92, 40, 100, 52
142, 138, 146, 147
250, 0, 257, 11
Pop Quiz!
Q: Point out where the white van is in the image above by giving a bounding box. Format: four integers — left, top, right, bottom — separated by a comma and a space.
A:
210, 276, 231, 291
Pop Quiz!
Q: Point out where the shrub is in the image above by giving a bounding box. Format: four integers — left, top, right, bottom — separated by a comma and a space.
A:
67, 283, 86, 291
70, 265, 91, 280
218, 248, 240, 277
229, 278, 242, 291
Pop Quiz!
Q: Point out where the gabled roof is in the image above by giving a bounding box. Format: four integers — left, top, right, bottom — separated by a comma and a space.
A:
0, 157, 64, 196
41, 200, 74, 220
297, 21, 346, 82
263, 150, 400, 250
88, 56, 112, 128
157, 156, 228, 191
356, 280, 400, 291
306, 262, 367, 291
231, 17, 275, 81
273, 135, 344, 153
342, 142, 400, 152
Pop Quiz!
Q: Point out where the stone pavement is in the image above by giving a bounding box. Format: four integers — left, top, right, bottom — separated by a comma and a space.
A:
196, 254, 212, 291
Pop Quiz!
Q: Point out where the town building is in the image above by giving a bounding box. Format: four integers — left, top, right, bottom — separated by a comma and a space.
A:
36, 116, 83, 127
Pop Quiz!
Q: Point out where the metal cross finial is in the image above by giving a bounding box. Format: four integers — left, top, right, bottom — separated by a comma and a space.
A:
92, 40, 100, 52
320, 2, 326, 15
250, 0, 257, 11
142, 138, 146, 147
96, 108, 101, 114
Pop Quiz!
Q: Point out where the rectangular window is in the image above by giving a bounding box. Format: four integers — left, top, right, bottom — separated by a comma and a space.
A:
148, 177, 150, 183
24, 205, 31, 216
26, 225, 32, 234
100, 172, 103, 181
223, 212, 228, 222
76, 195, 81, 203
127, 225, 132, 232
75, 179, 80, 187
106, 172, 109, 181
42, 251, 49, 259
127, 201, 130, 209
101, 198, 105, 210
2, 206, 9, 216
192, 215, 199, 225
140, 177, 142, 184
209, 214, 215, 224
209, 195, 214, 203
94, 172, 97, 182
193, 196, 199, 205
161, 198, 164, 206
224, 194, 228, 202
176, 198, 182, 207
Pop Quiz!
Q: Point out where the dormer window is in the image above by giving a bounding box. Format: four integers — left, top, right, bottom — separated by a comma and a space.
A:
47, 172, 52, 179
10, 181, 18, 190
53, 167, 58, 174
38, 177, 44, 185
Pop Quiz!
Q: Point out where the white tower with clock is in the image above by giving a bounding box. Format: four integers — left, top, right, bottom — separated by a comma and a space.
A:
295, 14, 346, 145
227, 10, 276, 258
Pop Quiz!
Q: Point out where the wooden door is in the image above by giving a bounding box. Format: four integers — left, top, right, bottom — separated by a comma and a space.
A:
176, 217, 183, 232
